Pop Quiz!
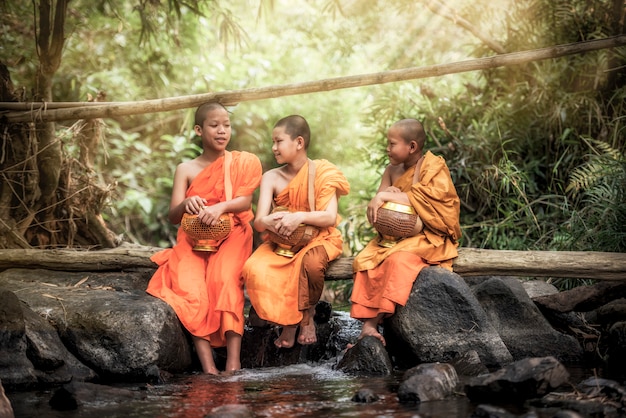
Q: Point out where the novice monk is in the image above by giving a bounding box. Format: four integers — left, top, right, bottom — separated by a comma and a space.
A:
243, 115, 350, 348
147, 102, 262, 374
350, 118, 461, 346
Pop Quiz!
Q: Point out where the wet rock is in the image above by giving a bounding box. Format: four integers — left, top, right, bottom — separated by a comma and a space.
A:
336, 336, 393, 376
0, 290, 37, 389
314, 300, 332, 324
0, 268, 191, 382
533, 281, 626, 313
605, 321, 626, 379
596, 298, 626, 325
351, 388, 379, 403
521, 279, 559, 299
241, 303, 341, 369
450, 350, 490, 377
465, 356, 570, 404
530, 377, 625, 418
398, 362, 459, 403
48, 381, 146, 411
0, 288, 96, 390
386, 267, 513, 369
23, 299, 97, 385
472, 277, 583, 363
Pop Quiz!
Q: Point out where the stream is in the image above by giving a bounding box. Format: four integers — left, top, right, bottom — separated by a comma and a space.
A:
6, 361, 597, 418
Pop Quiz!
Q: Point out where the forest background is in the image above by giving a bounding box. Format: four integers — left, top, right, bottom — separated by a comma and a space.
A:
1, 0, 625, 292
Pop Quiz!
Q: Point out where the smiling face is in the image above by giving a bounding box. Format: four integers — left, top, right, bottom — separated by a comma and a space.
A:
194, 106, 231, 154
271, 125, 301, 165
386, 126, 413, 166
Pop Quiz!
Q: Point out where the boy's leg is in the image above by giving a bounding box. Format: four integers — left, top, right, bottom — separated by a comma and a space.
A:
297, 247, 329, 345
297, 305, 317, 345
224, 330, 242, 372
192, 336, 219, 375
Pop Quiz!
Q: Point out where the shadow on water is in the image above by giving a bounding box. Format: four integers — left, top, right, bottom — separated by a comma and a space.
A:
8, 363, 474, 418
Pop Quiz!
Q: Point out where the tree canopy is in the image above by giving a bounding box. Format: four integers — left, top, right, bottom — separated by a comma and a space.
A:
1, 0, 625, 265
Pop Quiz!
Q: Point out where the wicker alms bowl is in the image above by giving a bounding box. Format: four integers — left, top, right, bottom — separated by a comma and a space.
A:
181, 213, 232, 251
266, 207, 320, 257
373, 201, 419, 248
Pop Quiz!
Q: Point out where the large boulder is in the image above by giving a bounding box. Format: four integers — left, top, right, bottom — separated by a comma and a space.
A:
472, 277, 583, 363
0, 268, 191, 383
386, 267, 513, 368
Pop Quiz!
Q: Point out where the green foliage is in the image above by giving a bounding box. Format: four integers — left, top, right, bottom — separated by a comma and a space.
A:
98, 121, 201, 247
560, 138, 626, 252
4, 0, 625, 274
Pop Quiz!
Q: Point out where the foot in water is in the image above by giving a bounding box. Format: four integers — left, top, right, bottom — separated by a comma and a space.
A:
297, 320, 317, 345
274, 325, 297, 348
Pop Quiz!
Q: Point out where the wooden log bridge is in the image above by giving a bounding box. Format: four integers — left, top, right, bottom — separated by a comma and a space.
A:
0, 246, 624, 281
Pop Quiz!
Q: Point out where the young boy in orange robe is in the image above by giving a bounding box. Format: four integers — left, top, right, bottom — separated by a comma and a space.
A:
243, 115, 350, 349
147, 102, 262, 374
350, 118, 462, 346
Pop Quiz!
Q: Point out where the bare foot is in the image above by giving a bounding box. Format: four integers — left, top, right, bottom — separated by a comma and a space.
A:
224, 359, 241, 373
358, 318, 386, 346
297, 320, 317, 345
274, 325, 297, 348
220, 368, 241, 376
203, 367, 220, 375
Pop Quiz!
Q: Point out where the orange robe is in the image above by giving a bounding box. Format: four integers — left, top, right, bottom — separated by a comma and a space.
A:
243, 160, 350, 326
147, 151, 262, 347
350, 151, 461, 319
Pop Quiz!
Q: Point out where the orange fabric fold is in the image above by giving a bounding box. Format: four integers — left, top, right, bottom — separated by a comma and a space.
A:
147, 151, 262, 347
243, 159, 350, 326
350, 151, 461, 320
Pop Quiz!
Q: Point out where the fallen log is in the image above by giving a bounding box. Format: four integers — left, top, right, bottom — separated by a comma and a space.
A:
0, 245, 624, 281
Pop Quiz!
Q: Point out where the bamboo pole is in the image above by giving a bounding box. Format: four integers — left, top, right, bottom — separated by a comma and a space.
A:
2, 36, 625, 123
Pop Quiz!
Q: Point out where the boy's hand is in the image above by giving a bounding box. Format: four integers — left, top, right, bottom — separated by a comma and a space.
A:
273, 212, 304, 237
198, 204, 224, 226
367, 193, 386, 224
185, 196, 207, 214
384, 186, 401, 193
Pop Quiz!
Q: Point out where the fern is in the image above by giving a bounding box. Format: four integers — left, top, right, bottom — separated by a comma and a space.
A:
562, 138, 626, 252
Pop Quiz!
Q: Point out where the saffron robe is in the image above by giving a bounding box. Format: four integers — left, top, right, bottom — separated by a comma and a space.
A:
147, 151, 262, 347
350, 151, 461, 319
243, 159, 350, 326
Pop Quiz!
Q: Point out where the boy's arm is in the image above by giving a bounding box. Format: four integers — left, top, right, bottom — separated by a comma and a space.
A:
367, 165, 410, 224
168, 162, 205, 225
377, 165, 394, 192
252, 170, 279, 233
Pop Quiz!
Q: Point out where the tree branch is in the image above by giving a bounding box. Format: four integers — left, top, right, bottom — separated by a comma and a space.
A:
424, 0, 506, 54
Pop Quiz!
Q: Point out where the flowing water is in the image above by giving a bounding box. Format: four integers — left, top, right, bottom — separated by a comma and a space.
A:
6, 362, 601, 418
5, 310, 600, 418
8, 363, 477, 418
